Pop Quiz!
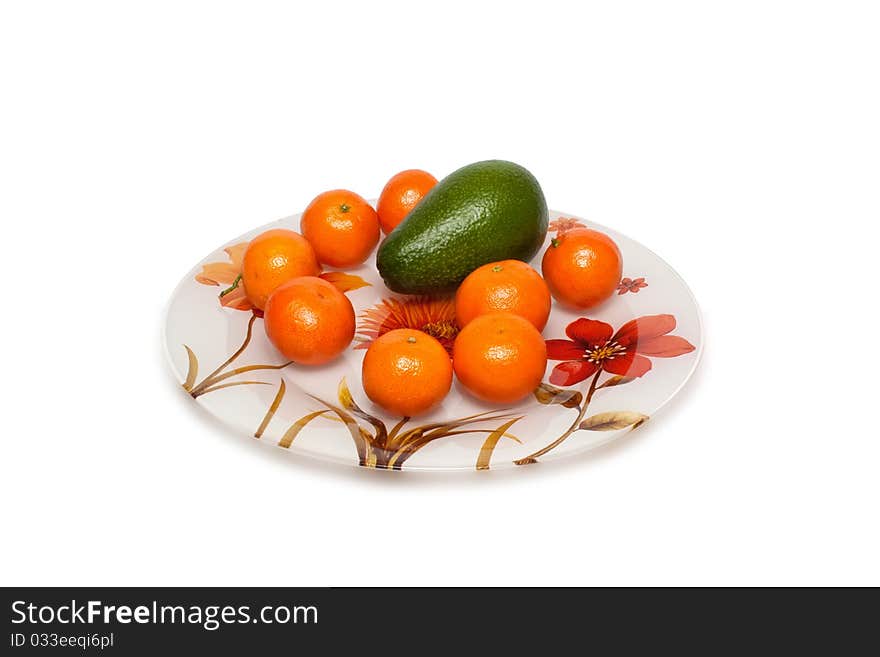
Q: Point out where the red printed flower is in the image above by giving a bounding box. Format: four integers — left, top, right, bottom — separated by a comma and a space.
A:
617, 277, 648, 294
546, 315, 695, 386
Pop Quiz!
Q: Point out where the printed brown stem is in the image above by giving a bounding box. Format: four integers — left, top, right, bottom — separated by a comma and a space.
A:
189, 313, 258, 396
514, 368, 604, 465
254, 380, 286, 439
191, 361, 292, 398
195, 380, 271, 395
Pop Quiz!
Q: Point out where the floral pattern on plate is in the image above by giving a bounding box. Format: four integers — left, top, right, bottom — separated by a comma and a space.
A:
164, 210, 702, 471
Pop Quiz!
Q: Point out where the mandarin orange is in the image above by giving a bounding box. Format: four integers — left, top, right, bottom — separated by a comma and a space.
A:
362, 329, 453, 416
300, 189, 379, 268
241, 229, 321, 310
376, 169, 438, 233
263, 276, 355, 365
452, 313, 547, 404
541, 228, 622, 309
455, 259, 551, 331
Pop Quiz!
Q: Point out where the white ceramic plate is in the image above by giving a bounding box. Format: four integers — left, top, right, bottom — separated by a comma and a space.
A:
163, 210, 702, 471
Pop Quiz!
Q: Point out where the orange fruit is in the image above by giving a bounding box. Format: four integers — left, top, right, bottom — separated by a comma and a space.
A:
242, 228, 321, 310
541, 228, 622, 309
452, 313, 547, 404
376, 169, 438, 233
300, 189, 380, 268
263, 276, 355, 365
455, 259, 551, 331
362, 329, 453, 416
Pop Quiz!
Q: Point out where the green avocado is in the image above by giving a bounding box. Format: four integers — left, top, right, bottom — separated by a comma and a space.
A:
376, 160, 548, 294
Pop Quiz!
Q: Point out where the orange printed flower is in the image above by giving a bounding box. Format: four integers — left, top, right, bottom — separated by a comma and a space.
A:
617, 277, 648, 294
195, 240, 369, 314
195, 242, 253, 312
357, 297, 459, 354
548, 217, 585, 235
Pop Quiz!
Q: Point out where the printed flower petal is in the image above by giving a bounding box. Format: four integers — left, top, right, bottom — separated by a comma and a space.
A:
195, 261, 240, 286
319, 271, 371, 293
632, 277, 645, 285
636, 335, 696, 357
219, 285, 253, 311
614, 314, 676, 347
195, 242, 249, 286
600, 347, 634, 375
565, 318, 614, 347
224, 242, 249, 268
549, 360, 597, 386
545, 339, 587, 361
356, 296, 458, 354
548, 217, 584, 234
604, 353, 652, 377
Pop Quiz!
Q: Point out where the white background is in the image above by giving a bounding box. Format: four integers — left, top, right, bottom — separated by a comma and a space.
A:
2, 1, 878, 586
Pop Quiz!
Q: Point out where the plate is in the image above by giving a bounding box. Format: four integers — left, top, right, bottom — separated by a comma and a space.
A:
163, 210, 702, 471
